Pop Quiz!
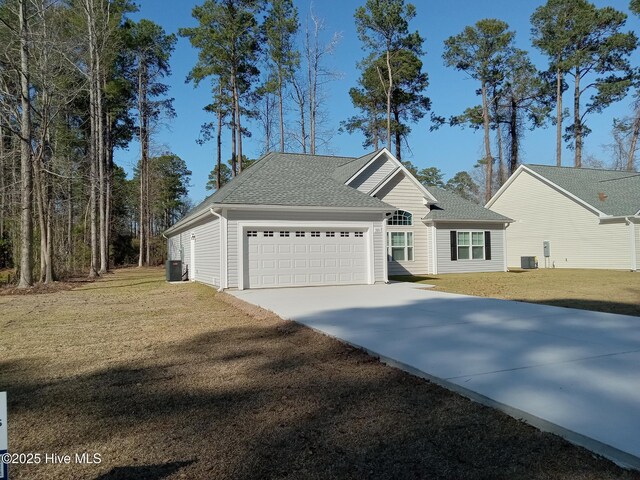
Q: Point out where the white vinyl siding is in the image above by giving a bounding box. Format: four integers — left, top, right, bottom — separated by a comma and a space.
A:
166, 216, 221, 286
490, 170, 632, 269
376, 172, 429, 275
350, 155, 397, 193
191, 217, 220, 286
226, 209, 386, 288
436, 223, 506, 273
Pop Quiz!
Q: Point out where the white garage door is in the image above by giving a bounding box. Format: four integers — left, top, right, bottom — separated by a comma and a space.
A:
246, 228, 368, 288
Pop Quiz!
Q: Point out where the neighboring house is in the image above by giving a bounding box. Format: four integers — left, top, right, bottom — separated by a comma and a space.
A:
165, 148, 511, 290
486, 164, 640, 271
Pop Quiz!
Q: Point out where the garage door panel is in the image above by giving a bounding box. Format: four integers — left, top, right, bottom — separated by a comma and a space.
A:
247, 228, 368, 288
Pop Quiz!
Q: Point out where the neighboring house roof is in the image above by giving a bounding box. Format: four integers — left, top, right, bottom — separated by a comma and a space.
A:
523, 165, 640, 217
424, 186, 512, 223
166, 151, 394, 234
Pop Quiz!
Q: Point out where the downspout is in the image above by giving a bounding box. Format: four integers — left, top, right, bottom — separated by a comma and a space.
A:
210, 208, 225, 291
626, 217, 637, 272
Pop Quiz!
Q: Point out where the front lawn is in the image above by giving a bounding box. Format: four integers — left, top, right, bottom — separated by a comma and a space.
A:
392, 268, 640, 317
0, 268, 636, 479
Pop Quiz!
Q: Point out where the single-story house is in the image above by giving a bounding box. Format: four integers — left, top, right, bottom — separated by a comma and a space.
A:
165, 148, 512, 290
486, 164, 640, 271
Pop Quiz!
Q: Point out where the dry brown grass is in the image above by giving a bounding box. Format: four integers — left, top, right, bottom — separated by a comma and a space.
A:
1, 268, 638, 479
393, 269, 640, 317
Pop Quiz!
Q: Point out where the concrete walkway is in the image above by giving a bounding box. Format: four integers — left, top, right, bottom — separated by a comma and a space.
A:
230, 282, 640, 469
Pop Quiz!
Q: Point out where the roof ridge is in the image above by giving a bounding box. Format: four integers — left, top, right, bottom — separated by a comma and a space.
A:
274, 151, 358, 160
526, 163, 638, 174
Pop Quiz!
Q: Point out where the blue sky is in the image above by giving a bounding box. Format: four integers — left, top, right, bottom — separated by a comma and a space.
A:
115, 0, 640, 205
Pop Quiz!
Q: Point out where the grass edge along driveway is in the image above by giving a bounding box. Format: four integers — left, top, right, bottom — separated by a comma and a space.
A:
391, 268, 640, 317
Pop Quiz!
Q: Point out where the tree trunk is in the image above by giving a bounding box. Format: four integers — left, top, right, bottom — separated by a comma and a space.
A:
67, 171, 73, 272
138, 60, 148, 267
508, 97, 519, 175
0, 126, 5, 240
627, 107, 640, 171
496, 120, 506, 186
216, 86, 223, 189
98, 60, 107, 274
481, 81, 493, 203
235, 78, 243, 174
308, 23, 316, 155
18, 0, 33, 288
293, 80, 306, 154
393, 109, 401, 160
278, 71, 284, 152
231, 80, 237, 177
385, 47, 392, 151
86, 0, 99, 278
556, 68, 562, 167
573, 67, 582, 168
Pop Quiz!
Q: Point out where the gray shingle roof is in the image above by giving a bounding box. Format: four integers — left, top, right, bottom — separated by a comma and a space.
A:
425, 187, 512, 223
525, 165, 640, 216
166, 151, 393, 234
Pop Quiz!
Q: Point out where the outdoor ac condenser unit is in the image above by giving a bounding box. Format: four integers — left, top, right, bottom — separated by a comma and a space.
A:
520, 256, 538, 269
166, 260, 182, 282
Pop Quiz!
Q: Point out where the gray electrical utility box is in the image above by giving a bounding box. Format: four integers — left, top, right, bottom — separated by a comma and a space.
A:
543, 241, 550, 258
166, 260, 182, 282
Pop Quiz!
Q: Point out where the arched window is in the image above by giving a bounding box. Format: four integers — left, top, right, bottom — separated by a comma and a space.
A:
388, 210, 412, 226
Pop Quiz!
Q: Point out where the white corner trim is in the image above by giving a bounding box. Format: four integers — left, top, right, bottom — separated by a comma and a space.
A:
503, 223, 509, 272
431, 224, 438, 275
627, 217, 638, 272
382, 217, 389, 282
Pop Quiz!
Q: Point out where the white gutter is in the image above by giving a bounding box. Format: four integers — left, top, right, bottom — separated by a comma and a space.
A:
209, 208, 226, 291
626, 217, 638, 272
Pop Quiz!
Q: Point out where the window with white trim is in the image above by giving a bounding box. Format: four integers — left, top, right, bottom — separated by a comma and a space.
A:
311, 231, 320, 237
295, 231, 305, 237
247, 231, 257, 237
388, 210, 412, 226
457, 231, 484, 260
326, 231, 335, 237
279, 231, 290, 237
263, 231, 274, 237
340, 232, 349, 237
354, 232, 364, 238
387, 231, 413, 261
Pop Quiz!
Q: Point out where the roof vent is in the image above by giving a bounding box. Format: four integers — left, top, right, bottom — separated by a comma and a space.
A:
598, 192, 608, 201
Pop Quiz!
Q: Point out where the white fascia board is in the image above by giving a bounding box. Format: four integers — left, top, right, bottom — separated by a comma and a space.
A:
164, 207, 221, 237
486, 165, 606, 217
422, 218, 513, 225
219, 203, 393, 213
599, 215, 640, 224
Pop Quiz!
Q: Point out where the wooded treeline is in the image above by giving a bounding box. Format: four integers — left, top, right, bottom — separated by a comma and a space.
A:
0, 0, 190, 286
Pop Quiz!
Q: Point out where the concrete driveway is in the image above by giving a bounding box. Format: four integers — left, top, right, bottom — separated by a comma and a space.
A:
230, 282, 640, 469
